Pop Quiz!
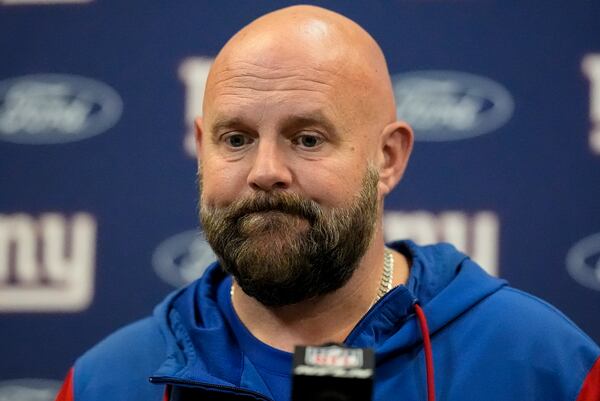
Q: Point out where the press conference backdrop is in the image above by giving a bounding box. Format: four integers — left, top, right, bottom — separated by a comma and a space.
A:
1, 0, 599, 397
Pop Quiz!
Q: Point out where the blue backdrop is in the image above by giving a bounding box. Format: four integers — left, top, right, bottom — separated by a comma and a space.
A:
1, 1, 599, 397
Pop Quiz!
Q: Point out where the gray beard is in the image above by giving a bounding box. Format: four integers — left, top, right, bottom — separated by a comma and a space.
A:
199, 167, 379, 306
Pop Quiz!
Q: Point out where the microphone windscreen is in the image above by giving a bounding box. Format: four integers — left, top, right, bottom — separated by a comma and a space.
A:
291, 344, 374, 401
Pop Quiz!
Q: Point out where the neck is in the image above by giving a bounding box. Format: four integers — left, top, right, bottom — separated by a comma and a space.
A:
230, 229, 410, 353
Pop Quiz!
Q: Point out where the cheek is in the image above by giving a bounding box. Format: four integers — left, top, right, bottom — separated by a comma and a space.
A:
200, 161, 248, 206
297, 161, 366, 206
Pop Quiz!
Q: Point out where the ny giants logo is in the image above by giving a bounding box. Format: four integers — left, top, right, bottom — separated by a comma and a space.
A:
582, 54, 600, 155
179, 57, 214, 157
384, 211, 499, 277
0, 213, 97, 312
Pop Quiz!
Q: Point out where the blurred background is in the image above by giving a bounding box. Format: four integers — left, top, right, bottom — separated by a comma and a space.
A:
1, 0, 599, 398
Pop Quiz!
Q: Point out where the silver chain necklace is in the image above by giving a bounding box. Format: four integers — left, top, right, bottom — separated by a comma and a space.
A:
373, 247, 394, 305
230, 248, 395, 303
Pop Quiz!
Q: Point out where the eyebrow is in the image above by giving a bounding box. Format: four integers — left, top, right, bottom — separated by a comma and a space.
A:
210, 117, 249, 134
279, 112, 339, 138
210, 111, 339, 138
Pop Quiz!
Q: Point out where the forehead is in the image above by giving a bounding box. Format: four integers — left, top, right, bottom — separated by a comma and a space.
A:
211, 59, 341, 94
203, 40, 367, 126
206, 60, 341, 113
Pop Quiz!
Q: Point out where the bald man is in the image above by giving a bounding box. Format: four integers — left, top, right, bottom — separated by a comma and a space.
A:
56, 5, 599, 401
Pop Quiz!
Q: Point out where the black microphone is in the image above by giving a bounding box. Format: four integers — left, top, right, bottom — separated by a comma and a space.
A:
291, 344, 374, 401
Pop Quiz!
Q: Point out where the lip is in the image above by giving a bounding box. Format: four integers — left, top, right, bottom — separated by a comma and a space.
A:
239, 211, 309, 231
248, 211, 288, 216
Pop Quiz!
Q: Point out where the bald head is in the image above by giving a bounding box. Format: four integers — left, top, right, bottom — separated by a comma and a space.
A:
197, 5, 412, 203
204, 5, 397, 127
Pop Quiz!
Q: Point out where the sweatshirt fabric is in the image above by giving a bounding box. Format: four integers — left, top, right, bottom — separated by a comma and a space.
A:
55, 241, 600, 401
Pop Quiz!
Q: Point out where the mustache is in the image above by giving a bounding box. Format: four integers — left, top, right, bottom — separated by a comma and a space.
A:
214, 192, 323, 223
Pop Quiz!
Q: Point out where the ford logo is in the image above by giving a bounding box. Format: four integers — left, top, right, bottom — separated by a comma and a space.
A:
152, 230, 217, 288
392, 70, 514, 141
566, 232, 600, 291
0, 74, 122, 144
0, 379, 61, 401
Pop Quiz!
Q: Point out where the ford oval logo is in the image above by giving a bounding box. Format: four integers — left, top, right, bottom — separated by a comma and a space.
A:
566, 232, 600, 291
0, 74, 123, 144
152, 230, 217, 288
0, 378, 61, 401
392, 70, 514, 141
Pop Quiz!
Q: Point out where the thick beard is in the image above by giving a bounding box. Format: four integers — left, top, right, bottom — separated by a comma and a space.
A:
199, 167, 379, 307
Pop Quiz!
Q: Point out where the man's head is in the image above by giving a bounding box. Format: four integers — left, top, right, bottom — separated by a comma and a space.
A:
196, 5, 413, 306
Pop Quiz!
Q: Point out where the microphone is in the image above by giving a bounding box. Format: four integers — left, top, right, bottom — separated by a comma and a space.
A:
291, 344, 374, 401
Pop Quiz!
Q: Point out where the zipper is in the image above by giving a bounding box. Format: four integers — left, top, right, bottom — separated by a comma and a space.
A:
150, 377, 274, 401
344, 286, 417, 346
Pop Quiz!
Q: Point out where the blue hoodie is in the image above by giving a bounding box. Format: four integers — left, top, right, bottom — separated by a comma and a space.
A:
57, 241, 600, 401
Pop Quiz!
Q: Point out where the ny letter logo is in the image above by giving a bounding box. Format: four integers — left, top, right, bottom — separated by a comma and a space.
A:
0, 213, 97, 312
384, 211, 499, 276
582, 54, 600, 155
179, 57, 214, 158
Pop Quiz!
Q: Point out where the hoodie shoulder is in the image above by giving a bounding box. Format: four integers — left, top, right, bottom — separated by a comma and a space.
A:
492, 287, 597, 345
463, 285, 600, 400
73, 317, 166, 401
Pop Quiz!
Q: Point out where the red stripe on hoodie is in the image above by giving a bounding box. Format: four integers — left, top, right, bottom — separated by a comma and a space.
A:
55, 368, 75, 401
577, 357, 600, 401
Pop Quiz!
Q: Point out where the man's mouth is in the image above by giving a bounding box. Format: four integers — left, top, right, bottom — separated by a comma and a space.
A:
239, 210, 309, 234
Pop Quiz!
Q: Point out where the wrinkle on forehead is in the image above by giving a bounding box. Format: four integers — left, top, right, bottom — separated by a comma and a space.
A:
204, 5, 396, 127
211, 63, 338, 95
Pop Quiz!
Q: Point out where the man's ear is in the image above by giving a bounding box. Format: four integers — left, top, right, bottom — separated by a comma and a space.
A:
378, 121, 414, 196
194, 117, 204, 159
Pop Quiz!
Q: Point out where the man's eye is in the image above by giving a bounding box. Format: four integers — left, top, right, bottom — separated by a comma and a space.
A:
294, 134, 323, 148
225, 134, 252, 148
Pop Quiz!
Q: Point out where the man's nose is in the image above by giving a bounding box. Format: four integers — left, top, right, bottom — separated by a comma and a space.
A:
247, 140, 292, 191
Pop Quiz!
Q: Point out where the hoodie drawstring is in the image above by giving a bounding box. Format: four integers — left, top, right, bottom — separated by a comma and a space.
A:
414, 304, 436, 401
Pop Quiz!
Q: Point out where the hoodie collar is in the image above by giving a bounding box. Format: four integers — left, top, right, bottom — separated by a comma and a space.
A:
150, 240, 507, 386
